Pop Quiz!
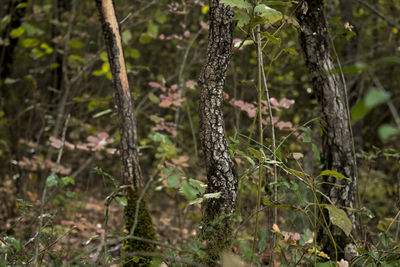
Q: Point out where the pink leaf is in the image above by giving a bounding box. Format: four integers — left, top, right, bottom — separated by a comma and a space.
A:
149, 82, 161, 88
185, 80, 197, 90
200, 21, 209, 30
184, 30, 190, 38
49, 136, 62, 149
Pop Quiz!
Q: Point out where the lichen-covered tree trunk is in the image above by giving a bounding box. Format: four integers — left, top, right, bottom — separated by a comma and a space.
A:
296, 0, 357, 260
95, 1, 156, 265
197, 0, 237, 265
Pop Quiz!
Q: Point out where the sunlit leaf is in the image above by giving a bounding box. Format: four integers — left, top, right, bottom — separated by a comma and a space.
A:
220, 0, 252, 9
68, 39, 84, 49
10, 27, 25, 38
148, 92, 159, 103
319, 170, 350, 180
46, 174, 59, 187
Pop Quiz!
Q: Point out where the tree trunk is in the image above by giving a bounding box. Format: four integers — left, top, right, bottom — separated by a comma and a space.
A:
296, 0, 357, 260
0, 0, 27, 80
95, 1, 156, 265
197, 0, 238, 264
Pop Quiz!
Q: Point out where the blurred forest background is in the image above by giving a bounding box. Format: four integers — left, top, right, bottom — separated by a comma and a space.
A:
0, 0, 400, 266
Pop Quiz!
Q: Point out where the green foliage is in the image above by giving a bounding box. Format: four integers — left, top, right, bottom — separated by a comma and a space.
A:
351, 88, 391, 124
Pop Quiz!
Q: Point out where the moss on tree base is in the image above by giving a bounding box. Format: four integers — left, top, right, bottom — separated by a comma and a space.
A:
196, 213, 234, 266
121, 188, 156, 267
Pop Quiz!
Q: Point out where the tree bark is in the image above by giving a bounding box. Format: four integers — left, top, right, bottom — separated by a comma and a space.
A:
197, 0, 238, 264
296, 0, 357, 260
95, 1, 156, 265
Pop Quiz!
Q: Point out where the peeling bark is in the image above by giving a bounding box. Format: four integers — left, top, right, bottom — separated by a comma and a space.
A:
296, 0, 357, 259
197, 0, 238, 264
96, 0, 141, 189
95, 1, 155, 265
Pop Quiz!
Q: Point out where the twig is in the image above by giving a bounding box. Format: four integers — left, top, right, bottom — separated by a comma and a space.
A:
32, 114, 70, 266
369, 72, 400, 128
357, 0, 400, 29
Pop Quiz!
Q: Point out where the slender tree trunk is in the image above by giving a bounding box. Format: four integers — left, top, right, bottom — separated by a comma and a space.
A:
95, 1, 156, 265
296, 0, 357, 260
197, 0, 238, 264
0, 0, 27, 79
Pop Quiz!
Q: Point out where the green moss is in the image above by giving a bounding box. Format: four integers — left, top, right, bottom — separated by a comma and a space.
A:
196, 213, 234, 266
121, 188, 156, 267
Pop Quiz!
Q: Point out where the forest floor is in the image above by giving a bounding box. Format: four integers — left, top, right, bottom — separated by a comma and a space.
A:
1, 183, 202, 266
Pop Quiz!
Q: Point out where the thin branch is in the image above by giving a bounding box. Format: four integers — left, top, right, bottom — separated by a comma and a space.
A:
357, 0, 400, 29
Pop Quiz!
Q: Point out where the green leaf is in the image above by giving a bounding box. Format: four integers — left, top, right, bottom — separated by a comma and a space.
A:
189, 198, 203, 205
232, 12, 250, 28
10, 27, 25, 38
283, 48, 298, 55
4, 78, 17, 84
148, 92, 159, 103
312, 143, 320, 162
378, 124, 399, 142
220, 0, 252, 9
61, 176, 75, 186
5, 236, 21, 252
122, 30, 132, 45
317, 261, 336, 267
115, 196, 127, 206
179, 180, 198, 200
1, 15, 11, 31
40, 43, 53, 54
21, 38, 39, 48
139, 33, 152, 44
46, 174, 59, 187
68, 39, 84, 49
350, 99, 369, 124
365, 88, 391, 108
167, 175, 180, 187
125, 48, 140, 59
66, 191, 76, 198
154, 9, 168, 24
248, 147, 264, 161
17, 3, 28, 9
369, 250, 379, 260
265, 1, 292, 7
189, 178, 207, 194
244, 155, 255, 167
263, 196, 272, 205
254, 4, 282, 24
319, 170, 350, 180
262, 30, 281, 46
21, 22, 38, 36
100, 51, 108, 62
324, 205, 352, 236
147, 23, 159, 37
379, 232, 389, 247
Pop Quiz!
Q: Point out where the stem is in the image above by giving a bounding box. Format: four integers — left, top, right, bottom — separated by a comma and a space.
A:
251, 26, 264, 264
33, 114, 70, 266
